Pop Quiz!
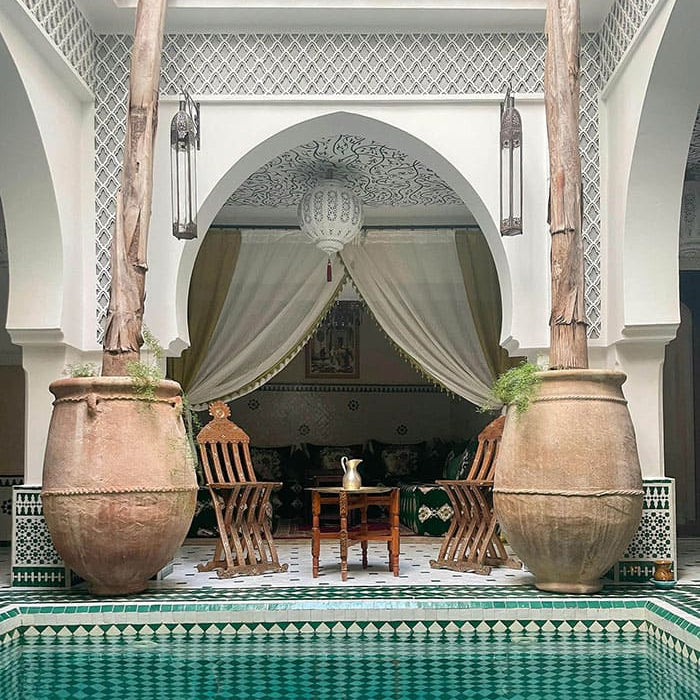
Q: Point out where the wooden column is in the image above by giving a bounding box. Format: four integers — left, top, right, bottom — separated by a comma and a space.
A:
102, 0, 168, 376
545, 0, 588, 369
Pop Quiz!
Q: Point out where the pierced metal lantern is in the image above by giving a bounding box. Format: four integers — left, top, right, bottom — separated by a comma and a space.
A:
170, 95, 200, 240
297, 178, 364, 281
500, 86, 523, 236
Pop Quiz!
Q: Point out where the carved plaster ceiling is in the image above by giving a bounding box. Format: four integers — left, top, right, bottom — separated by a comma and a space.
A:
224, 134, 464, 213
687, 109, 700, 179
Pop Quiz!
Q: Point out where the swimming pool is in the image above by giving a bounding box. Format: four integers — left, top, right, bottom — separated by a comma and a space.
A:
0, 629, 698, 699
0, 586, 698, 700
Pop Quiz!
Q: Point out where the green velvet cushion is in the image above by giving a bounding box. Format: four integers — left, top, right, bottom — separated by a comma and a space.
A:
399, 484, 453, 536
442, 439, 479, 480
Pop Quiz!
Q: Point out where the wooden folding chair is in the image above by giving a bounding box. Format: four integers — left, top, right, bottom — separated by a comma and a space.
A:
196, 401, 288, 578
430, 416, 521, 575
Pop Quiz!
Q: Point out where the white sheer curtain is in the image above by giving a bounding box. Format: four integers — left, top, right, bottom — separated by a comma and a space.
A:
340, 229, 494, 405
187, 230, 343, 407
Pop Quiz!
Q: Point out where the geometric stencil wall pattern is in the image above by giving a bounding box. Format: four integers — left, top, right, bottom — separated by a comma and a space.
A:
26, 0, 661, 346
94, 32, 602, 339
29, 2, 668, 345
599, 0, 656, 86
21, 0, 96, 86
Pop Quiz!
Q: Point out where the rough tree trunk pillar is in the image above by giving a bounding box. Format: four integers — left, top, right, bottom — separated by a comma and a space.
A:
102, 0, 167, 376
545, 0, 588, 369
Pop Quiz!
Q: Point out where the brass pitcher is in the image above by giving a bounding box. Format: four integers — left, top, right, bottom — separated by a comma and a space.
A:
341, 457, 363, 490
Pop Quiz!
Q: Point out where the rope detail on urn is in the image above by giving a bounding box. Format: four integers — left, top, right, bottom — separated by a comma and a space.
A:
53, 395, 179, 406
42, 486, 195, 496
494, 488, 643, 497
532, 395, 628, 404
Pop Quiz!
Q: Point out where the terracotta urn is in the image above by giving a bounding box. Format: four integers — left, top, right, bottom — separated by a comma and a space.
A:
493, 370, 643, 594
41, 377, 198, 595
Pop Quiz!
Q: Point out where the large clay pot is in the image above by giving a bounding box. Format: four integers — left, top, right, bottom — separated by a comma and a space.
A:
493, 370, 643, 594
42, 377, 198, 595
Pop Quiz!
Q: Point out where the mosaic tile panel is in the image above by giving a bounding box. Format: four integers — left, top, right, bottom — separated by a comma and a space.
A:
0, 476, 22, 544
10, 487, 72, 589
613, 478, 676, 583
93, 32, 602, 340
22, 0, 97, 87
599, 0, 656, 86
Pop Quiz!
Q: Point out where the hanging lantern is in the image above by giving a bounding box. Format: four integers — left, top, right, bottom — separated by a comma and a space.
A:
170, 92, 200, 240
500, 85, 523, 236
297, 178, 364, 282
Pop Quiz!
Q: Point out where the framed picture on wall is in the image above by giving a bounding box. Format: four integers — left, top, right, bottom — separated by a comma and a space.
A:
305, 301, 362, 379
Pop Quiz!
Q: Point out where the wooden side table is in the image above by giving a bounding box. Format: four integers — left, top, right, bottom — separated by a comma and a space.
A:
308, 486, 400, 581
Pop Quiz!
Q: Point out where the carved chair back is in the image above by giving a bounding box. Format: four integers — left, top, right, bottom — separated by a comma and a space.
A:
464, 415, 505, 483
196, 401, 257, 485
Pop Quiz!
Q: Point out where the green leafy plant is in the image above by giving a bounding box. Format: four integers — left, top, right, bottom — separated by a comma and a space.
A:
126, 327, 164, 402
483, 362, 542, 416
181, 394, 204, 481
64, 362, 99, 378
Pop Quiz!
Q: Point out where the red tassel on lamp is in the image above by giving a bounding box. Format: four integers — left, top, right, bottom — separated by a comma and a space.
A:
327, 258, 332, 282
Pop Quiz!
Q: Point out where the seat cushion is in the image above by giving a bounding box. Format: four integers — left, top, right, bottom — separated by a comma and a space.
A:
399, 484, 453, 536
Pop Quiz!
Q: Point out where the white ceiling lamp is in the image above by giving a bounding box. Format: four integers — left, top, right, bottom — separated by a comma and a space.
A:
297, 178, 364, 282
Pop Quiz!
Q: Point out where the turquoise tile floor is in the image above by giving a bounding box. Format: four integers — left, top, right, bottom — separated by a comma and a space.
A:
0, 539, 699, 668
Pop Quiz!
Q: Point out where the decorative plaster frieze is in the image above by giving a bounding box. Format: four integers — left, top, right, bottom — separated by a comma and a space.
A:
686, 112, 700, 181
227, 134, 462, 209
94, 32, 602, 340
680, 180, 700, 268
599, 0, 656, 86
257, 383, 442, 393
21, 0, 97, 88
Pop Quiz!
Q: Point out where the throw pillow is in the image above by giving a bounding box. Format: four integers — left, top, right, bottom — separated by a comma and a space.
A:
368, 440, 425, 484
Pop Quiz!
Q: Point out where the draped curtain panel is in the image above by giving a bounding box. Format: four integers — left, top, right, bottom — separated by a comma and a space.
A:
167, 228, 241, 392
340, 229, 495, 405
455, 229, 518, 377
186, 230, 344, 407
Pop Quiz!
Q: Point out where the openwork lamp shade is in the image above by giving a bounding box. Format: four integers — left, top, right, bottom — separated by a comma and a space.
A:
297, 179, 364, 256
170, 101, 198, 240
500, 88, 523, 236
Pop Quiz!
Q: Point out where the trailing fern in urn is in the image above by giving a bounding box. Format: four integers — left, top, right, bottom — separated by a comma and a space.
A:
483, 363, 541, 416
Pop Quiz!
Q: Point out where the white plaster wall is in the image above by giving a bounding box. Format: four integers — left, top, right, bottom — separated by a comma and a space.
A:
599, 0, 700, 477
147, 97, 551, 361
0, 7, 97, 350
601, 0, 692, 343
0, 7, 98, 484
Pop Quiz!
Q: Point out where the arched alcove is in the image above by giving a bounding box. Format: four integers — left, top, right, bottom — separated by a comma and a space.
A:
173, 110, 513, 355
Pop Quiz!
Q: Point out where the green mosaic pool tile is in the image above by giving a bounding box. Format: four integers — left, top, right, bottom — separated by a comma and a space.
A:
7, 630, 699, 700
1, 584, 700, 624
647, 625, 700, 665
4, 616, 657, 643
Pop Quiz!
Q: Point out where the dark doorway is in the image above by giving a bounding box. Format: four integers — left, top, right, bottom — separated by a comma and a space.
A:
664, 271, 700, 536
